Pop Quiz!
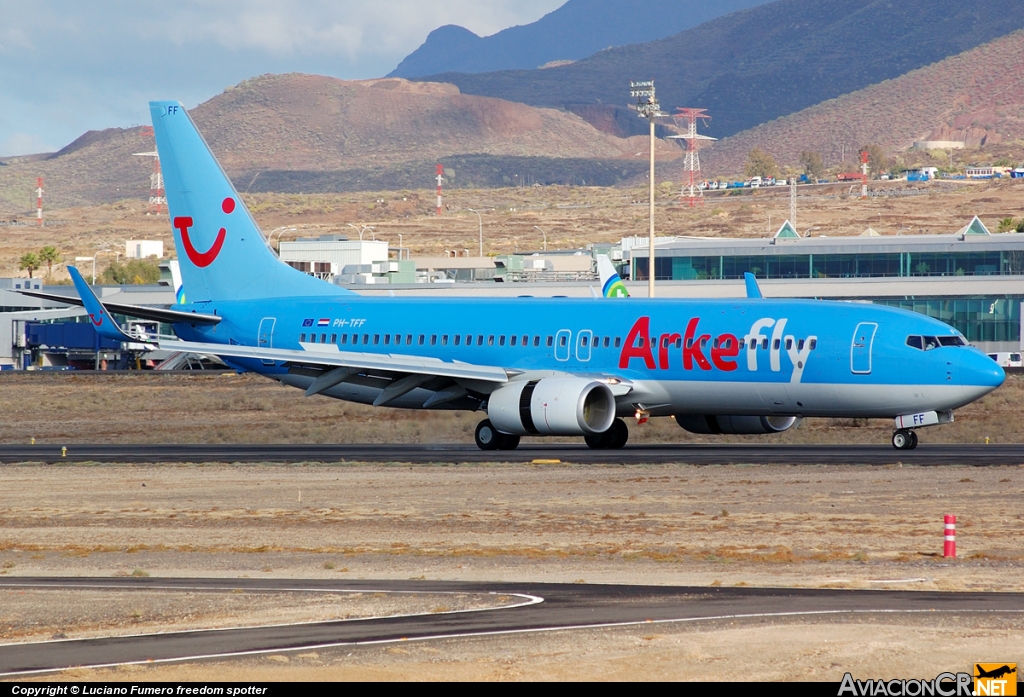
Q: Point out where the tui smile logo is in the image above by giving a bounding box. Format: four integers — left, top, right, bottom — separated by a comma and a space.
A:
173, 197, 234, 268
89, 312, 104, 327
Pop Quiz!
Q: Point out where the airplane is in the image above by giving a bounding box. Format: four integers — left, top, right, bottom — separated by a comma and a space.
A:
39, 100, 1006, 451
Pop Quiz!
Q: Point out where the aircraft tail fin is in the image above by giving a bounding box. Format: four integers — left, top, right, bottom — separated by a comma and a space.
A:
597, 255, 630, 298
67, 266, 151, 344
744, 272, 764, 299
150, 101, 352, 303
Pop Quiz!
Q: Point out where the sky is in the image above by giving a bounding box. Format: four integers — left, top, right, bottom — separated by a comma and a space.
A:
0, 0, 564, 156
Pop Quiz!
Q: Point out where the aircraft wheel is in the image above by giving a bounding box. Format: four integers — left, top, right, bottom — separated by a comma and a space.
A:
497, 433, 520, 450
892, 429, 913, 450
585, 419, 629, 450
475, 420, 501, 451
908, 430, 919, 450
605, 418, 629, 449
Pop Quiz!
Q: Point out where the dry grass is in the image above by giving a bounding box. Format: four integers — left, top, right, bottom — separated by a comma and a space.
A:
0, 370, 1020, 445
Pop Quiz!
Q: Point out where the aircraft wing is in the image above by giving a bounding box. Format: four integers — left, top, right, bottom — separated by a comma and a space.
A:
16, 289, 222, 325
156, 338, 511, 383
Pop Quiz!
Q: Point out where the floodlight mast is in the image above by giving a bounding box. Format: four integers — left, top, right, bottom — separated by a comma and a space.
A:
631, 80, 664, 298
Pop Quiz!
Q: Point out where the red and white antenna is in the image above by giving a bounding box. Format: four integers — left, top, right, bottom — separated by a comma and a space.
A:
860, 149, 869, 200
133, 126, 166, 215
35, 177, 44, 226
669, 108, 716, 207
435, 164, 444, 216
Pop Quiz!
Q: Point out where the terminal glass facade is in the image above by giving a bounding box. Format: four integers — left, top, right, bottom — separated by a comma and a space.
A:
874, 296, 1021, 344
635, 250, 1023, 281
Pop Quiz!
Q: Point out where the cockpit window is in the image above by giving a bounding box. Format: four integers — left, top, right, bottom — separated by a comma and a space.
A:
907, 335, 965, 350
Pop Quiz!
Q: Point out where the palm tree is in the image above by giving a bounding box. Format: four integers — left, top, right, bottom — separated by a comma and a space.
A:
38, 245, 60, 280
19, 252, 40, 279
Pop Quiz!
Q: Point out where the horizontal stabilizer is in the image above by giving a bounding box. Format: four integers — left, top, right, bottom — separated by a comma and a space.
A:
17, 289, 221, 325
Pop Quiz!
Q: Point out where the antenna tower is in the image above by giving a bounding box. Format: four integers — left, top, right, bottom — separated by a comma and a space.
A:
133, 126, 166, 215
669, 108, 716, 207
435, 164, 444, 216
35, 177, 44, 226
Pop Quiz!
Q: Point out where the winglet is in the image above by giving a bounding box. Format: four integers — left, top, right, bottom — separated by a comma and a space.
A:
597, 255, 630, 298
744, 272, 763, 299
68, 266, 152, 344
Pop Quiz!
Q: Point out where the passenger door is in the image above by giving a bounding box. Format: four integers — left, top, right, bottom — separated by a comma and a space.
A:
576, 329, 593, 362
850, 322, 877, 374
258, 317, 276, 366
555, 329, 572, 362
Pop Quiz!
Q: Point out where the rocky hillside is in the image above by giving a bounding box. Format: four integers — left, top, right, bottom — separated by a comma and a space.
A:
418, 0, 1024, 141
0, 74, 678, 212
699, 29, 1024, 177
389, 0, 770, 77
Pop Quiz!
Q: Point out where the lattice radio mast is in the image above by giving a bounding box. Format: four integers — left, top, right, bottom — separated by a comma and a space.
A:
133, 126, 166, 215
669, 108, 715, 207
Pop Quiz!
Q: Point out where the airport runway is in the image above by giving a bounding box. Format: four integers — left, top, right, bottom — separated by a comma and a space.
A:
0, 443, 1022, 465
1, 577, 1022, 676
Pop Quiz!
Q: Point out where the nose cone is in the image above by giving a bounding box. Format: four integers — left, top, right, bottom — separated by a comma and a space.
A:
960, 350, 1005, 402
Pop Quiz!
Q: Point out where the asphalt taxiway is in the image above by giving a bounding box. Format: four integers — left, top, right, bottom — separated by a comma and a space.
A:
0, 443, 1022, 465
1, 578, 1022, 676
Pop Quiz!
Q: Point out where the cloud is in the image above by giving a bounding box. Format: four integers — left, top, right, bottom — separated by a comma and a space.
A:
0, 0, 563, 153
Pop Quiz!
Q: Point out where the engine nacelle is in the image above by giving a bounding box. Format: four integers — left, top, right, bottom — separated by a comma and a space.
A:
488, 377, 616, 436
676, 414, 801, 435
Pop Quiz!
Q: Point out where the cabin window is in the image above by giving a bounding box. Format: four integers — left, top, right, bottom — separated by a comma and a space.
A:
772, 338, 780, 350
785, 338, 792, 350
300, 333, 306, 342
559, 335, 568, 347
739, 338, 746, 349
340, 334, 347, 345
418, 334, 425, 345
685, 337, 693, 349
441, 335, 448, 345
395, 334, 401, 344
614, 337, 622, 348
604, 337, 610, 348
510, 335, 517, 346
373, 334, 380, 345
351, 334, 359, 345
430, 334, 437, 345
582, 336, 589, 347
761, 338, 768, 350
499, 335, 506, 346
546, 336, 553, 347
522, 335, 528, 345
406, 334, 413, 345
318, 333, 325, 343
363, 334, 369, 344
383, 334, 391, 345
331, 334, 337, 344
797, 339, 804, 350
454, 335, 461, 346
809, 338, 817, 350
477, 335, 485, 345
488, 335, 495, 346
700, 337, 708, 349
534, 336, 540, 346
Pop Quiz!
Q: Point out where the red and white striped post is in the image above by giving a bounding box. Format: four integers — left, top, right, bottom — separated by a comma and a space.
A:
435, 164, 444, 216
943, 514, 956, 558
35, 177, 44, 226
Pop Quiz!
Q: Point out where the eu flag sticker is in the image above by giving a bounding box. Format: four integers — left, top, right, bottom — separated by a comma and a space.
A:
302, 318, 314, 327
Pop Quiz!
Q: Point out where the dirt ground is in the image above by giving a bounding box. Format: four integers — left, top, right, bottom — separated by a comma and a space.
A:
4, 176, 1022, 282
1, 462, 1022, 681
1, 370, 1022, 446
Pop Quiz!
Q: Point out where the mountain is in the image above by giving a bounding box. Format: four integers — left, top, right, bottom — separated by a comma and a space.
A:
698, 29, 1024, 177
415, 0, 1024, 142
0, 74, 678, 212
389, 0, 771, 78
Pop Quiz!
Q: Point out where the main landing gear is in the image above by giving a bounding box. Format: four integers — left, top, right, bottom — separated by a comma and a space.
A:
891, 429, 919, 450
584, 418, 629, 450
475, 419, 520, 451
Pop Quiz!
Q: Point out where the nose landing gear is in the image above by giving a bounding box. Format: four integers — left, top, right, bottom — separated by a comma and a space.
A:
892, 429, 918, 450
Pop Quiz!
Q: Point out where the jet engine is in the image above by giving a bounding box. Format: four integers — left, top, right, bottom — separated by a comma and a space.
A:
487, 378, 616, 436
676, 414, 801, 435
